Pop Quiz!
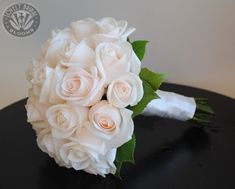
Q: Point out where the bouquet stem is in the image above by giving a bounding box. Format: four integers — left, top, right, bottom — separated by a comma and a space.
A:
192, 98, 215, 126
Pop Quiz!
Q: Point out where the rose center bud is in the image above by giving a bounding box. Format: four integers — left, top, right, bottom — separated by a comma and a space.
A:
115, 81, 131, 101
62, 75, 93, 98
74, 151, 86, 159
98, 116, 116, 132
63, 77, 81, 94
56, 111, 69, 130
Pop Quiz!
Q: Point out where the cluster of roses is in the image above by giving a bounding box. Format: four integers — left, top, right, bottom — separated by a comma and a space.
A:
26, 17, 144, 176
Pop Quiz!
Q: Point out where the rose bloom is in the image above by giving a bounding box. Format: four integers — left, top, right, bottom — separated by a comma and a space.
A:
70, 18, 99, 42
46, 104, 89, 139
39, 65, 66, 104
95, 41, 141, 84
79, 100, 134, 149
70, 17, 135, 41
36, 128, 68, 167
56, 66, 105, 106
97, 17, 135, 40
40, 27, 97, 70
26, 59, 46, 86
26, 96, 52, 135
59, 142, 116, 176
26, 95, 49, 123
39, 28, 77, 68
59, 40, 96, 70
107, 72, 143, 108
26, 59, 53, 97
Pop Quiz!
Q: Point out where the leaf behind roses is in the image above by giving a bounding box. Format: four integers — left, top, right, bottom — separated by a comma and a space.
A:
140, 68, 166, 91
115, 134, 136, 179
131, 40, 149, 61
129, 80, 158, 118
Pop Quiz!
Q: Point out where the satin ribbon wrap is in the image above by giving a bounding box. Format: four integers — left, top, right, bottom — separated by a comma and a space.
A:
142, 90, 196, 121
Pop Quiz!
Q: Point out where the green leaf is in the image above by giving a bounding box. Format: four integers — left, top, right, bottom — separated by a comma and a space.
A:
140, 68, 166, 91
115, 134, 136, 179
115, 161, 123, 179
131, 40, 149, 61
116, 134, 136, 163
129, 80, 158, 117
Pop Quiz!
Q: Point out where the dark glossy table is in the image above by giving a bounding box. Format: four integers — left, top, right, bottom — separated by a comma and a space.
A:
1, 83, 235, 189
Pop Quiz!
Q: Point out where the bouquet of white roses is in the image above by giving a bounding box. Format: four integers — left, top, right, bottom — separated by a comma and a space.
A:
26, 17, 214, 178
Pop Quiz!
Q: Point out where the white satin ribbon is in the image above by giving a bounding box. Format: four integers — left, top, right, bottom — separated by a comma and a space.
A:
141, 90, 196, 121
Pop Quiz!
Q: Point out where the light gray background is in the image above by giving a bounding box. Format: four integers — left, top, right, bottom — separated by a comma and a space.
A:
0, 0, 235, 108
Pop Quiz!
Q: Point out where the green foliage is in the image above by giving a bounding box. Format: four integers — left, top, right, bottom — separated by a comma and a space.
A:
130, 68, 166, 117
140, 68, 166, 91
115, 135, 136, 178
131, 40, 149, 61
192, 98, 215, 126
129, 80, 158, 118
114, 39, 167, 179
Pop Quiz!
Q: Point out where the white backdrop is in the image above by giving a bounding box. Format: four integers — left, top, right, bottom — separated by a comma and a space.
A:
0, 0, 235, 108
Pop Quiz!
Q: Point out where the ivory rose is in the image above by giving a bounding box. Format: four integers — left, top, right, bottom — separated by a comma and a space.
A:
85, 100, 134, 149
107, 72, 143, 108
40, 29, 96, 70
40, 28, 77, 68
97, 17, 135, 40
59, 142, 116, 176
39, 65, 65, 104
37, 128, 57, 158
26, 59, 54, 97
25, 95, 50, 123
84, 148, 116, 176
26, 59, 46, 85
95, 41, 141, 84
56, 66, 105, 106
59, 40, 95, 70
70, 18, 99, 42
36, 128, 68, 167
47, 104, 89, 138
26, 95, 50, 133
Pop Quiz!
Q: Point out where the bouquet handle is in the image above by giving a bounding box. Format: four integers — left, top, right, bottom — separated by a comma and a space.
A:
142, 90, 214, 125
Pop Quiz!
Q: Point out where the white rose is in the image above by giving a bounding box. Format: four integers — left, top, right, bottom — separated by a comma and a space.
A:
97, 17, 135, 40
70, 125, 106, 156
84, 148, 116, 176
46, 104, 88, 139
59, 142, 92, 170
26, 59, 54, 97
60, 40, 95, 70
26, 95, 50, 123
70, 18, 99, 42
107, 72, 143, 108
40, 28, 77, 68
59, 141, 116, 176
37, 128, 55, 157
95, 41, 141, 83
56, 66, 105, 106
36, 128, 68, 167
26, 59, 46, 85
26, 94, 51, 133
85, 100, 134, 149
39, 65, 65, 104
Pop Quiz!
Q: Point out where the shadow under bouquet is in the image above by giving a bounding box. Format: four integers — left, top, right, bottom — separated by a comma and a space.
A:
25, 17, 214, 178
